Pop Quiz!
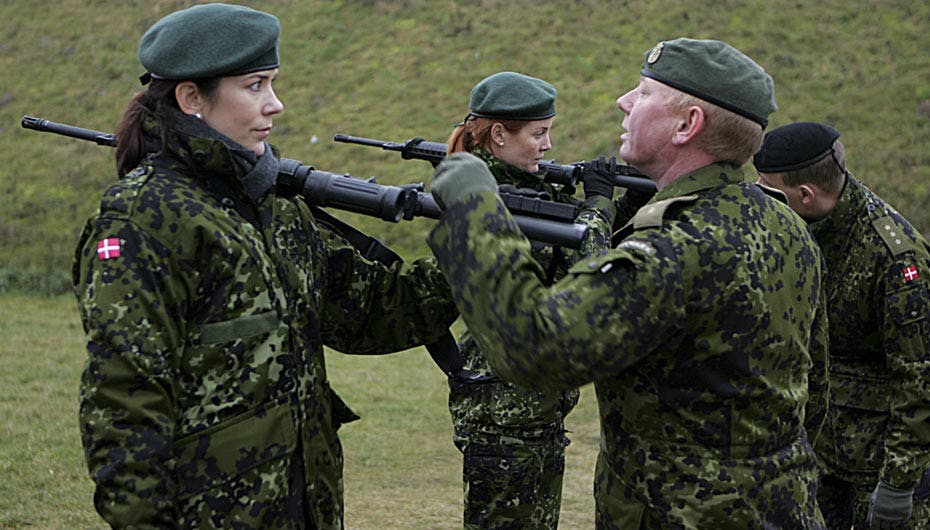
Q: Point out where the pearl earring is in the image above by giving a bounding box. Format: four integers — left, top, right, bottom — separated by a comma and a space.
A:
195, 112, 202, 119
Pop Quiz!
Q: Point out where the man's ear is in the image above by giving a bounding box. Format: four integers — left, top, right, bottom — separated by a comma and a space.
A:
174, 81, 202, 116
798, 183, 817, 205
671, 105, 705, 146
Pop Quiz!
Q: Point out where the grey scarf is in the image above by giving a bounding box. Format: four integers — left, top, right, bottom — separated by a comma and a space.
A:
170, 108, 279, 203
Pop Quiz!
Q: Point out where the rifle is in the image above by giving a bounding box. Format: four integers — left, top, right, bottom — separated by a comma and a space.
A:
333, 133, 657, 193
21, 116, 589, 248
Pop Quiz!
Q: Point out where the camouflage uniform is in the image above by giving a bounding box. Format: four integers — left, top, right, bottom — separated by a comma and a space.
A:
429, 163, 830, 529
73, 114, 458, 529
809, 174, 930, 529
450, 147, 614, 529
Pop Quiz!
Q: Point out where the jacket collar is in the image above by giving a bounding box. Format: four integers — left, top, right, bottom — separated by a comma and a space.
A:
654, 162, 747, 200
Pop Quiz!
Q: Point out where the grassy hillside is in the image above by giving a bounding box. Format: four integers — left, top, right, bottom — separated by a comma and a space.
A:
2, 0, 929, 293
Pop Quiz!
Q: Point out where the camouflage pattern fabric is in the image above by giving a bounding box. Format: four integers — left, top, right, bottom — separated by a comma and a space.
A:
818, 473, 930, 530
73, 114, 458, 529
809, 175, 930, 529
450, 147, 614, 530
428, 163, 830, 529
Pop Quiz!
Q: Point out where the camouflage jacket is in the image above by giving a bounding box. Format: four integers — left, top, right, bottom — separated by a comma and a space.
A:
456, 147, 615, 374
450, 149, 614, 442
811, 174, 930, 489
428, 163, 830, 526
73, 115, 457, 529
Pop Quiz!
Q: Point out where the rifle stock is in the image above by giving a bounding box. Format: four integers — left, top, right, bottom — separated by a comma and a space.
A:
22, 116, 589, 248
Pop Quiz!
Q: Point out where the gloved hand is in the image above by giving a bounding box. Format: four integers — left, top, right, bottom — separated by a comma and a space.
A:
582, 156, 617, 201
868, 481, 914, 528
430, 152, 497, 210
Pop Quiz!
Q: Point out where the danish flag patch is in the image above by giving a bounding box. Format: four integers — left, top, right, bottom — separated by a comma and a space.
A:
96, 238, 121, 260
903, 264, 919, 282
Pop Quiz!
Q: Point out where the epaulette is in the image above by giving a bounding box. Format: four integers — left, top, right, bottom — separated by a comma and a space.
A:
630, 195, 699, 230
872, 215, 910, 257
611, 195, 699, 244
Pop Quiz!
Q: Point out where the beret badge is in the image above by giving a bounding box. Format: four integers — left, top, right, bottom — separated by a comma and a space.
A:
647, 42, 664, 64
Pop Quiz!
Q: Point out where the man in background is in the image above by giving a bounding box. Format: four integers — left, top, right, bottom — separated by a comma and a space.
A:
754, 121, 930, 529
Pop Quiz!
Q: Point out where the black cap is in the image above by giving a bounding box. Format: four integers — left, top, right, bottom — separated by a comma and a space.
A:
753, 122, 841, 172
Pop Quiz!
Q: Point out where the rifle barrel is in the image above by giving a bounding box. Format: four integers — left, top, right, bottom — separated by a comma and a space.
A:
333, 133, 404, 152
23, 116, 588, 248
22, 115, 116, 146
335, 132, 656, 192
614, 174, 657, 193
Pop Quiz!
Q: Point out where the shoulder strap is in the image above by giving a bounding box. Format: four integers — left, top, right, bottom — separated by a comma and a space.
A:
872, 215, 911, 257
309, 205, 491, 382
310, 205, 403, 265
612, 195, 699, 245
631, 195, 700, 230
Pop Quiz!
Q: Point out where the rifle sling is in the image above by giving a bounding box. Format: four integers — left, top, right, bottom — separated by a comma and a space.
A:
309, 205, 493, 382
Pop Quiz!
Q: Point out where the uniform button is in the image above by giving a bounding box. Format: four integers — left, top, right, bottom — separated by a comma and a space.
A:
221, 197, 234, 207
193, 150, 208, 164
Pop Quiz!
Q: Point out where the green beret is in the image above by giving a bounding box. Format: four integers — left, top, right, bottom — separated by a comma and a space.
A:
469, 71, 557, 120
641, 38, 776, 128
753, 122, 841, 172
139, 3, 280, 82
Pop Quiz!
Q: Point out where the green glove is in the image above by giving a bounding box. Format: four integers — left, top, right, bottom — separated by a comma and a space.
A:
868, 481, 914, 528
430, 152, 497, 210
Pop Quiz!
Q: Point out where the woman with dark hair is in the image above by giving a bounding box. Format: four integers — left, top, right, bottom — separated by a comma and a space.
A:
73, 4, 457, 528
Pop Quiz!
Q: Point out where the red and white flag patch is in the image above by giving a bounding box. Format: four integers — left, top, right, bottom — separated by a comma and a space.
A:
96, 238, 121, 260
903, 264, 919, 282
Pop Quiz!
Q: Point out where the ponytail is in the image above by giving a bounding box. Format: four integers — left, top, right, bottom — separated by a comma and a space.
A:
114, 77, 221, 177
445, 115, 524, 156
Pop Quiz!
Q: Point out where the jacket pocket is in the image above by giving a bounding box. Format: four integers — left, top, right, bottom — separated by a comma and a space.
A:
173, 400, 297, 500
830, 371, 889, 411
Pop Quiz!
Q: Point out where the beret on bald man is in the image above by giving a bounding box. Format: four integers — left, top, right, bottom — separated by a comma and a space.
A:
641, 38, 777, 128
753, 122, 841, 172
469, 71, 557, 120
139, 3, 280, 82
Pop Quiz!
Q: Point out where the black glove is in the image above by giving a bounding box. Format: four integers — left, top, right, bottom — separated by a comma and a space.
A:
868, 481, 914, 528
582, 156, 617, 201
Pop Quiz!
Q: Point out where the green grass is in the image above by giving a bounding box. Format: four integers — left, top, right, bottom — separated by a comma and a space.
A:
0, 295, 99, 529
2, 0, 929, 526
2, 0, 929, 292
0, 295, 600, 529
